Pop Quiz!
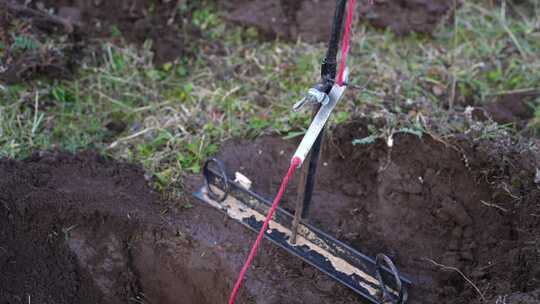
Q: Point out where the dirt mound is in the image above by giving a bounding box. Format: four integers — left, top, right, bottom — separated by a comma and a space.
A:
0, 1, 80, 84
0, 152, 155, 303
217, 121, 540, 303
359, 0, 454, 36
0, 151, 364, 304
482, 90, 540, 130
221, 0, 454, 42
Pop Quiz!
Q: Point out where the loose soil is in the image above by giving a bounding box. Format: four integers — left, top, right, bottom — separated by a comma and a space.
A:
359, 0, 455, 36
217, 121, 540, 303
1, 120, 539, 303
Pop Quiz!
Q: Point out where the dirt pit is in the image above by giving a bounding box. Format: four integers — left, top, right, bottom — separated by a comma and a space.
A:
0, 151, 361, 304
1, 121, 540, 303
0, 151, 242, 304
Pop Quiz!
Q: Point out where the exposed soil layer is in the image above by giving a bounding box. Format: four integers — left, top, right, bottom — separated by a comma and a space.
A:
1, 120, 539, 304
1, 0, 200, 83
217, 121, 540, 303
0, 152, 155, 303
220, 0, 455, 42
0, 151, 363, 304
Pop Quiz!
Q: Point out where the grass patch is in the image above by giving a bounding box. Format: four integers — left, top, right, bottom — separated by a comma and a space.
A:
1, 1, 539, 194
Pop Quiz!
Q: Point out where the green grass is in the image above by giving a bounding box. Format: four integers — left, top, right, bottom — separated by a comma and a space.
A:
1, 1, 539, 193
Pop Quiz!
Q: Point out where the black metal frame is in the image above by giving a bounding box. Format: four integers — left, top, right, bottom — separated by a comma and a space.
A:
194, 159, 411, 304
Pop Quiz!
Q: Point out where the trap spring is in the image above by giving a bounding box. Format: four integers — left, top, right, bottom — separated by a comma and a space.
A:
194, 159, 411, 304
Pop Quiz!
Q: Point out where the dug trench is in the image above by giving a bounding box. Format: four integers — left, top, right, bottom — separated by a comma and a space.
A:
1, 122, 539, 303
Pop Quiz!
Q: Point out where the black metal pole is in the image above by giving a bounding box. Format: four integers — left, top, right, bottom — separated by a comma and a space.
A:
301, 0, 348, 217
291, 0, 348, 243
321, 0, 347, 91
302, 0, 347, 217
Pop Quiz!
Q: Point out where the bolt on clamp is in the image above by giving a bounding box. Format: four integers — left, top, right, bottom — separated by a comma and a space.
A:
293, 88, 330, 111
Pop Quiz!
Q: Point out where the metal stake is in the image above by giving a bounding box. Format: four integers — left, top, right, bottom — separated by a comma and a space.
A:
291, 105, 321, 244
291, 0, 348, 244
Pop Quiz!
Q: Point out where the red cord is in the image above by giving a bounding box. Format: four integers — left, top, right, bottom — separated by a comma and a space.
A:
229, 1, 363, 301
228, 157, 301, 304
336, 0, 357, 86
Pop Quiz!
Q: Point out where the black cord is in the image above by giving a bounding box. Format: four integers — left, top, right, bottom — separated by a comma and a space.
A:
302, 0, 348, 218
320, 0, 348, 93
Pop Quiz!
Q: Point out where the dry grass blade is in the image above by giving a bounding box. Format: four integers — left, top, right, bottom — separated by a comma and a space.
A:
480, 200, 508, 213
425, 258, 487, 302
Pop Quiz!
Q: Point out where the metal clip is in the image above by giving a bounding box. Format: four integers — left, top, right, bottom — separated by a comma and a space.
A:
203, 158, 230, 203
375, 253, 408, 304
293, 88, 330, 111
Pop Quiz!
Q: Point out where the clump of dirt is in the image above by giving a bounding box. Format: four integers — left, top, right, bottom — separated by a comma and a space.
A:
0, 1, 80, 84
220, 0, 337, 42
217, 120, 540, 303
359, 0, 455, 36
221, 0, 455, 42
482, 90, 540, 130
1, 0, 201, 83
0, 151, 364, 304
32, 0, 198, 65
1, 119, 539, 304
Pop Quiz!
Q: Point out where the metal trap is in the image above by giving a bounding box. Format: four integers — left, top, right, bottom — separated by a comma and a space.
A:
194, 159, 411, 304
194, 1, 413, 301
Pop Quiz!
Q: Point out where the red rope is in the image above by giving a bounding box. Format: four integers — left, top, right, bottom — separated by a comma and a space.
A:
228, 1, 364, 301
336, 0, 357, 86
228, 156, 301, 304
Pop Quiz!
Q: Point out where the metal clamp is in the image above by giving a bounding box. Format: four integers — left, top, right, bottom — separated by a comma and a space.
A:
292, 68, 348, 165
203, 158, 230, 203
375, 254, 408, 304
293, 88, 330, 111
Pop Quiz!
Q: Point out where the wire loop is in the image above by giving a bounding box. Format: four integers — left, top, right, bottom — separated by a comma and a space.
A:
203, 158, 229, 203
375, 253, 408, 304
